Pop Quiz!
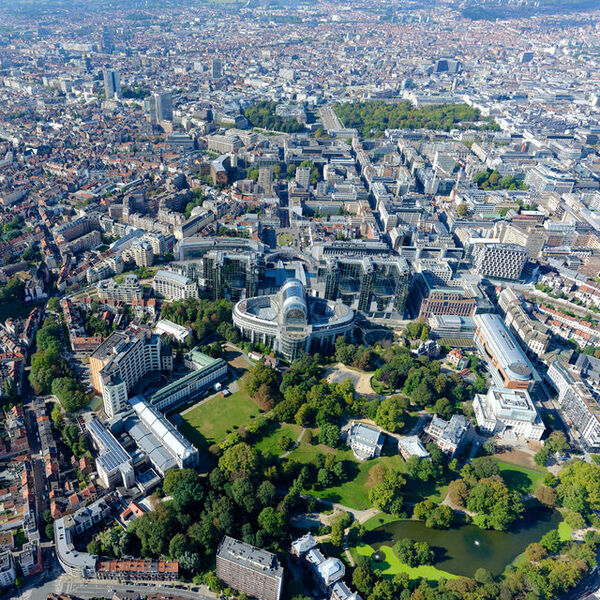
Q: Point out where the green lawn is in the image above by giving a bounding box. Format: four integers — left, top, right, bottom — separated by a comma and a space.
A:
298, 448, 449, 510
254, 422, 302, 457
179, 391, 261, 451
370, 375, 392, 395
353, 541, 459, 582
309, 453, 407, 509
495, 460, 546, 495
362, 513, 399, 531
558, 520, 572, 541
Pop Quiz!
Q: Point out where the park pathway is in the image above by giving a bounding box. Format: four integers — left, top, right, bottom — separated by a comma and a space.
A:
281, 427, 307, 458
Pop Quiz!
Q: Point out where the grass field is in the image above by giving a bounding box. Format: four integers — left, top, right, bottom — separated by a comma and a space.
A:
254, 422, 302, 457
298, 447, 449, 510
179, 391, 261, 451
558, 520, 572, 541
353, 541, 459, 581
496, 460, 546, 495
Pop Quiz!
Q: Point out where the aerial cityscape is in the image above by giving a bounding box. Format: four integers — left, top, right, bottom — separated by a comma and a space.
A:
1, 0, 600, 599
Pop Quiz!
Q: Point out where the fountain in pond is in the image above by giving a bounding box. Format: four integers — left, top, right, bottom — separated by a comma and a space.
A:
474, 540, 481, 546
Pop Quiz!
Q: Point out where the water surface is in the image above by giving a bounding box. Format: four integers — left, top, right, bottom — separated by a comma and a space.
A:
363, 507, 561, 577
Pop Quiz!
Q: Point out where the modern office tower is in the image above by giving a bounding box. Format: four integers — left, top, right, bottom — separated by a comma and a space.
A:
173, 251, 262, 302
233, 278, 354, 361
96, 274, 143, 303
211, 58, 223, 79
473, 387, 545, 440
102, 68, 121, 100
295, 166, 311, 189
89, 328, 168, 417
152, 270, 198, 300
149, 91, 173, 123
472, 242, 527, 281
316, 255, 410, 318
257, 166, 274, 196
175, 237, 265, 261
216, 536, 284, 600
102, 25, 114, 54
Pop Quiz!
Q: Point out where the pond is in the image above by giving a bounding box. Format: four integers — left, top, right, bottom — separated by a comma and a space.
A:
363, 506, 562, 577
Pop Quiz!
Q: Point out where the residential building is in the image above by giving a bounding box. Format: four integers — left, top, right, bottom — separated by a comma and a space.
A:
89, 328, 170, 417
547, 360, 600, 450
97, 274, 143, 303
0, 551, 16, 588
55, 496, 113, 577
216, 536, 284, 600
498, 288, 550, 357
473, 387, 545, 440
131, 242, 154, 267
346, 422, 384, 461
96, 559, 178, 582
152, 270, 198, 300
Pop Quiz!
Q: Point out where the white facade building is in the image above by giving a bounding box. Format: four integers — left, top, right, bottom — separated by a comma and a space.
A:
152, 270, 198, 300
473, 387, 545, 440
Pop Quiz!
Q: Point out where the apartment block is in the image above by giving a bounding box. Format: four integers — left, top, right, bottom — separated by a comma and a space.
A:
216, 536, 283, 600
97, 274, 143, 303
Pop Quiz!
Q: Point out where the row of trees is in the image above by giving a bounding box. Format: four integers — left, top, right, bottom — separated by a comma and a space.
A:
29, 316, 88, 412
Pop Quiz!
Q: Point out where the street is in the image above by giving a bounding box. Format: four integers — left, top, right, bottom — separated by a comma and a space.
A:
319, 104, 343, 132
11, 573, 215, 600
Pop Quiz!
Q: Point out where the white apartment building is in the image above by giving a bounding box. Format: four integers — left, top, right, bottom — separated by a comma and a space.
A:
152, 270, 198, 300
96, 274, 143, 303
473, 387, 545, 440
547, 360, 600, 449
90, 329, 170, 417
